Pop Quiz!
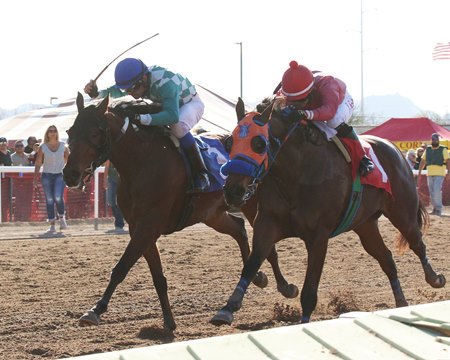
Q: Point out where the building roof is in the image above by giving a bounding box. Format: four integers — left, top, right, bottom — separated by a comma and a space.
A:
0, 85, 241, 145
362, 117, 450, 141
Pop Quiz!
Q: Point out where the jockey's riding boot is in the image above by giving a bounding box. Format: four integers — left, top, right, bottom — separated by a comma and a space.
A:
186, 143, 210, 192
336, 123, 374, 176
359, 155, 375, 176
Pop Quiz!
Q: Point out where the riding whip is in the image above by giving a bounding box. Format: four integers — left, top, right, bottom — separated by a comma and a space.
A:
93, 33, 160, 82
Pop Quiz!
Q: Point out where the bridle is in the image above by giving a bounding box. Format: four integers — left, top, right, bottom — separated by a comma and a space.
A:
68, 110, 130, 189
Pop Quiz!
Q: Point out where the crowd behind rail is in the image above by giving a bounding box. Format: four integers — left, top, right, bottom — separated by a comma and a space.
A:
0, 132, 125, 233
0, 128, 448, 233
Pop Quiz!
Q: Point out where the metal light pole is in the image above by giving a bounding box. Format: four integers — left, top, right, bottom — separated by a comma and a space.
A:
360, 0, 364, 119
235, 42, 243, 99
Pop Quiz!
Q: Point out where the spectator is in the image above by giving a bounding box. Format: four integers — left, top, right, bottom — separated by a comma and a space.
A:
0, 137, 12, 166
418, 133, 450, 216
405, 149, 416, 169
33, 126, 70, 233
24, 136, 38, 154
28, 142, 40, 166
414, 147, 425, 170
103, 160, 126, 233
11, 141, 31, 166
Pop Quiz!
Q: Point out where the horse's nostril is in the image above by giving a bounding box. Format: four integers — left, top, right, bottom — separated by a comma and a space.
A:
225, 186, 245, 200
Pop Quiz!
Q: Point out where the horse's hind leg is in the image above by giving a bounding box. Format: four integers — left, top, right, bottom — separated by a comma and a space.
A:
385, 205, 446, 288
206, 212, 297, 297
353, 219, 408, 307
204, 212, 270, 289
143, 244, 176, 331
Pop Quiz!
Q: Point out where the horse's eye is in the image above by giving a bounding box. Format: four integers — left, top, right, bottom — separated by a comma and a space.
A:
251, 135, 267, 154
224, 135, 233, 153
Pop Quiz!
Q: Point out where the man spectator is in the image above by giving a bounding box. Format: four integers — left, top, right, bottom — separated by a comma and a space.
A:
0, 137, 12, 166
103, 160, 126, 233
24, 136, 38, 154
418, 133, 450, 216
11, 140, 31, 166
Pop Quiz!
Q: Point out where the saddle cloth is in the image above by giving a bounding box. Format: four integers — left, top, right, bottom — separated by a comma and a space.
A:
193, 136, 228, 193
340, 137, 392, 194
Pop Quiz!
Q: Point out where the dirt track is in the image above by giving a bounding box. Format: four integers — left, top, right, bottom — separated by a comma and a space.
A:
0, 212, 449, 360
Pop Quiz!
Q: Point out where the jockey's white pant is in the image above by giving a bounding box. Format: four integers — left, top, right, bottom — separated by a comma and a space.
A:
326, 91, 354, 129
170, 94, 205, 138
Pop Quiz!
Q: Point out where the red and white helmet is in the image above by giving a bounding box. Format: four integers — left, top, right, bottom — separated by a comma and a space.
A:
281, 60, 314, 101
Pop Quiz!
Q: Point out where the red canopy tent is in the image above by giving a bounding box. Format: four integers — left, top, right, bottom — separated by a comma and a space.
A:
362, 117, 450, 151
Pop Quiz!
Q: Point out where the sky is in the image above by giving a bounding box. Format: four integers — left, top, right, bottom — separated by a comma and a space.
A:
1, 0, 450, 116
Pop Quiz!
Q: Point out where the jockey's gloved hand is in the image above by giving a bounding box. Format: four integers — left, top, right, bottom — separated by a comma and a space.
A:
297, 110, 308, 120
282, 105, 308, 122
84, 80, 99, 98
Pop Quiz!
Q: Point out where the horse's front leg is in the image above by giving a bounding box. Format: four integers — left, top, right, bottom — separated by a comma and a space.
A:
143, 244, 176, 331
300, 234, 329, 323
211, 216, 282, 326
79, 224, 156, 327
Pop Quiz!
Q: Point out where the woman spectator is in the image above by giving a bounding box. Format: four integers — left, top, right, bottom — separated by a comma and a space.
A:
414, 147, 425, 170
33, 126, 69, 233
406, 149, 417, 169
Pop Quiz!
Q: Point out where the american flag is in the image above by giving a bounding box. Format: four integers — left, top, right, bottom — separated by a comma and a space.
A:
432, 42, 450, 61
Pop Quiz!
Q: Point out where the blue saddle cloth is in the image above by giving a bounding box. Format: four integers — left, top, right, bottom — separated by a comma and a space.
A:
194, 136, 229, 192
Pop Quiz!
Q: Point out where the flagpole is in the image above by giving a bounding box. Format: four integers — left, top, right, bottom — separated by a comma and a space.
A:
360, 0, 364, 119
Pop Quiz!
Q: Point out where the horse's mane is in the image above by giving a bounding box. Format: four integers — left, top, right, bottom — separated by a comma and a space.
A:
108, 99, 170, 141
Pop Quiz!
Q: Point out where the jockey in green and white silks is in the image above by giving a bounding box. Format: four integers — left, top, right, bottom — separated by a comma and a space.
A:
84, 58, 209, 192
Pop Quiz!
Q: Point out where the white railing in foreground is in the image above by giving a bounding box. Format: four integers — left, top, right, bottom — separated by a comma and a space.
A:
0, 166, 105, 224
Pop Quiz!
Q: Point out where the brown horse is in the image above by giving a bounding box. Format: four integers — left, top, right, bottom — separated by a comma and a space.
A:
211, 98, 446, 326
63, 93, 298, 331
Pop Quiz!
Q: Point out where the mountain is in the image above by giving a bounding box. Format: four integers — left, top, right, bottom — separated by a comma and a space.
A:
357, 93, 421, 122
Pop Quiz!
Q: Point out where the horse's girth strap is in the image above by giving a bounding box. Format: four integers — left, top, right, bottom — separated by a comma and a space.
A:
331, 136, 351, 163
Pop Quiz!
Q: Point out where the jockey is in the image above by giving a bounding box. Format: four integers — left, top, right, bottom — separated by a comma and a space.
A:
84, 58, 210, 192
280, 60, 374, 176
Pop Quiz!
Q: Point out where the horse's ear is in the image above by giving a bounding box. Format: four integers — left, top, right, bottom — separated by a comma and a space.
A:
259, 99, 274, 124
76, 92, 84, 112
236, 97, 246, 122
97, 96, 109, 115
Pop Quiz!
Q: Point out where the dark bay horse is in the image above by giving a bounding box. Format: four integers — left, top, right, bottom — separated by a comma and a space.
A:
63, 93, 298, 331
211, 98, 446, 326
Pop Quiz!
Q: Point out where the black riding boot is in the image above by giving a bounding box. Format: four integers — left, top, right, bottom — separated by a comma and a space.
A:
186, 143, 210, 192
336, 123, 375, 176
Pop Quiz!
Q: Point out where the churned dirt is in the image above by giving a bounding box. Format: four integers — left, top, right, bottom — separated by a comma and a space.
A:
0, 210, 449, 360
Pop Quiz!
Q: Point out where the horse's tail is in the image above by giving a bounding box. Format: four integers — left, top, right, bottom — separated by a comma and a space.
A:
395, 199, 430, 254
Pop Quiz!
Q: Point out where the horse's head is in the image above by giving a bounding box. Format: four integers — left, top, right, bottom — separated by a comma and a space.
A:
221, 98, 274, 207
63, 92, 110, 189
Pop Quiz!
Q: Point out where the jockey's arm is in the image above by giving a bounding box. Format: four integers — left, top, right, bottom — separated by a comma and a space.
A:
307, 81, 341, 121
139, 85, 180, 126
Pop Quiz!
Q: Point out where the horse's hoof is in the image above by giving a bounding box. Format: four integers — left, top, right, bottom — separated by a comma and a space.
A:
433, 274, 446, 288
210, 309, 234, 326
395, 299, 409, 307
79, 310, 100, 326
253, 271, 268, 289
278, 283, 299, 299
164, 319, 177, 332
